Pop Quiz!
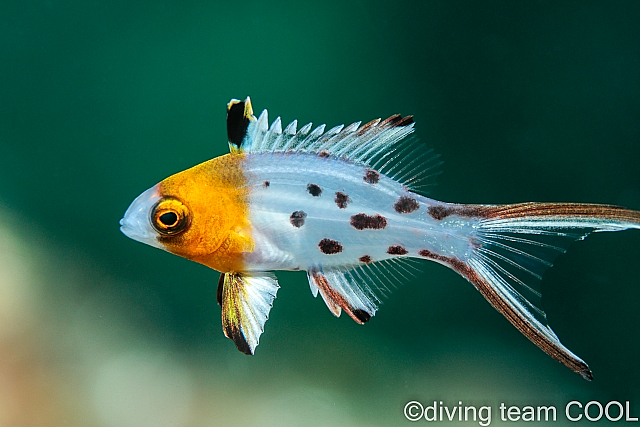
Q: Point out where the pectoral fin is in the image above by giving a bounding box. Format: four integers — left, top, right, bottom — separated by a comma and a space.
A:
219, 272, 279, 355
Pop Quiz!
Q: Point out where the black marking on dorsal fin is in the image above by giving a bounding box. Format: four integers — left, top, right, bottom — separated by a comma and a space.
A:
227, 97, 254, 148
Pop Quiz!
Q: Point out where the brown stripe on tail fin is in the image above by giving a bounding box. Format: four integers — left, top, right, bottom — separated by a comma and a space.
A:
430, 202, 640, 225
467, 255, 593, 380
436, 201, 640, 379
419, 249, 593, 380
480, 202, 640, 230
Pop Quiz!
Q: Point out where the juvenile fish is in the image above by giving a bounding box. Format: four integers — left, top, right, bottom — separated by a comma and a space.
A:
120, 97, 640, 380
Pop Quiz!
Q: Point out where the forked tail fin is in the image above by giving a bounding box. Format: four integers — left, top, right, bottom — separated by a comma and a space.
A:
432, 203, 640, 380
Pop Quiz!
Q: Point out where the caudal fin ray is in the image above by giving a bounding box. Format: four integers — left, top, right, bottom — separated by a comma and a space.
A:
472, 227, 592, 313
464, 254, 592, 380
482, 203, 640, 232
477, 238, 552, 279
475, 247, 543, 295
477, 232, 572, 255
442, 201, 640, 379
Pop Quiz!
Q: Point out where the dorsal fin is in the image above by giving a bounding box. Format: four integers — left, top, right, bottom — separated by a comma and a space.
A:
241, 107, 415, 163
227, 98, 442, 193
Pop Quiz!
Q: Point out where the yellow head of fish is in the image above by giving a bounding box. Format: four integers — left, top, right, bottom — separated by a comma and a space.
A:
119, 153, 253, 273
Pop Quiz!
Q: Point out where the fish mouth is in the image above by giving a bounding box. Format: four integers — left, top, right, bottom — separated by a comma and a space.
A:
120, 184, 164, 248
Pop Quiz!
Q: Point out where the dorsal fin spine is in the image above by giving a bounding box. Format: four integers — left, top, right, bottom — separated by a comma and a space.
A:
284, 119, 297, 135
299, 124, 326, 151
262, 116, 282, 152
313, 124, 344, 149
233, 101, 437, 192
342, 121, 361, 133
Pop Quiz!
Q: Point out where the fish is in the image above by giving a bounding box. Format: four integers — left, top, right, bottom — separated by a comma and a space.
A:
120, 97, 640, 380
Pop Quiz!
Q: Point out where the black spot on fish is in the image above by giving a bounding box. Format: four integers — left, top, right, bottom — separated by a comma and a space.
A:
363, 169, 380, 184
335, 192, 351, 209
352, 309, 371, 323
290, 210, 307, 228
263, 181, 270, 188
394, 196, 420, 214
307, 183, 322, 197
319, 238, 343, 255
350, 213, 387, 230
387, 245, 408, 255
359, 255, 372, 264
428, 205, 452, 220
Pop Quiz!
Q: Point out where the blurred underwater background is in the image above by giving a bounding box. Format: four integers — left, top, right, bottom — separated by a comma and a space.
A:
1, 1, 640, 425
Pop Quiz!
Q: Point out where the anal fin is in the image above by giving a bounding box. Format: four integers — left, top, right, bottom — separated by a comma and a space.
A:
307, 268, 377, 324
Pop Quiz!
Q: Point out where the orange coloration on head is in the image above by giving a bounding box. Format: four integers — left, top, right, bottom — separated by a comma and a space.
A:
154, 153, 253, 273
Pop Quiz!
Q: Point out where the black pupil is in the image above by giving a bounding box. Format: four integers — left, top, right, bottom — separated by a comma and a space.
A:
159, 211, 178, 226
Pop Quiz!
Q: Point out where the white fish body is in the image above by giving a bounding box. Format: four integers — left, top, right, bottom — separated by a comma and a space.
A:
244, 153, 473, 271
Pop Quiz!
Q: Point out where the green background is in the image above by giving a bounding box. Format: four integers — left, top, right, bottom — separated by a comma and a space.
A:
1, 1, 639, 426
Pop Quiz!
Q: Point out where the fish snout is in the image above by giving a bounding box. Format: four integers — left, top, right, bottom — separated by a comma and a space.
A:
120, 184, 165, 249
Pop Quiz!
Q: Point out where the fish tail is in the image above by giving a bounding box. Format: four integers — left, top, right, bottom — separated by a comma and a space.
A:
425, 202, 640, 380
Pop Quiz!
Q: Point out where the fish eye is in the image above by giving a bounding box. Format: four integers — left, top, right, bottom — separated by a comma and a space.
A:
150, 197, 190, 236
159, 211, 178, 227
